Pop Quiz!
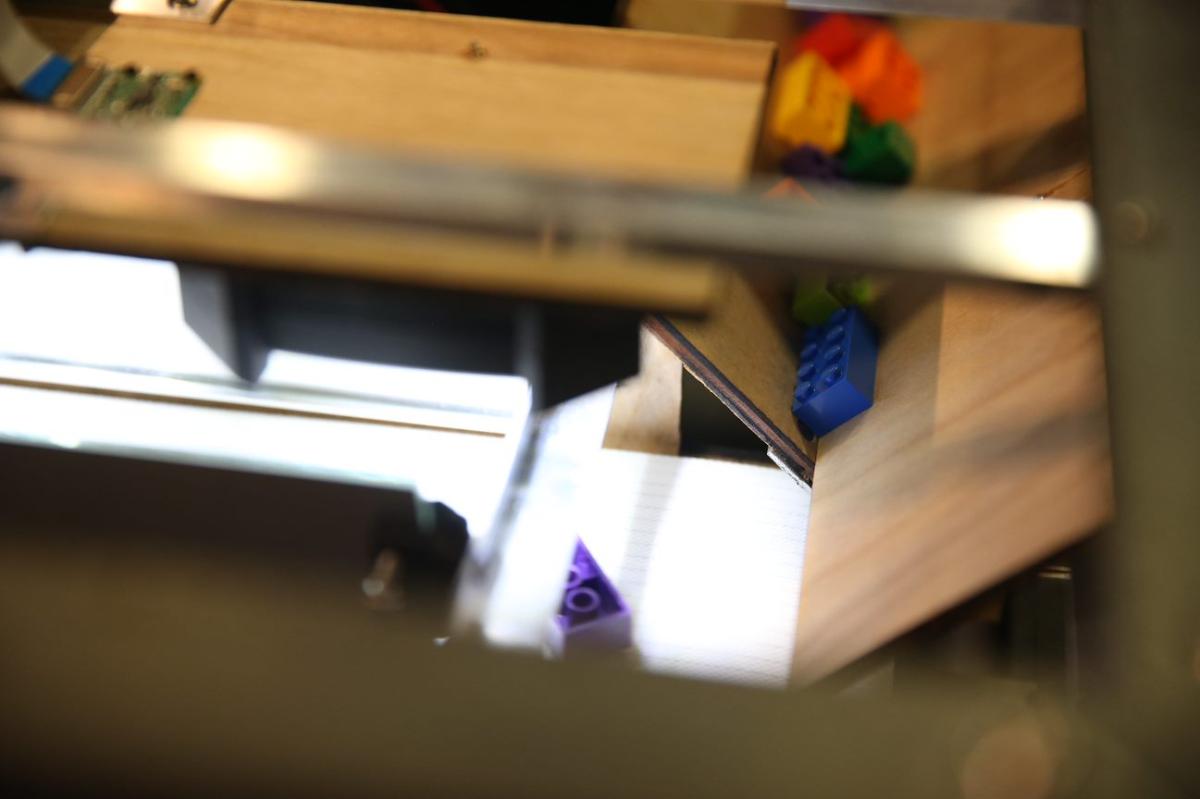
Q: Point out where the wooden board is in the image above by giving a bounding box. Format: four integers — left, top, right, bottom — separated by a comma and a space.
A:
214, 0, 772, 83
26, 0, 774, 188
793, 283, 1112, 680
897, 18, 1087, 193
603, 328, 683, 454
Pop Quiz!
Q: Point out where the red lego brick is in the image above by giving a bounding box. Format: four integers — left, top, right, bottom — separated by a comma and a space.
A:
796, 13, 881, 67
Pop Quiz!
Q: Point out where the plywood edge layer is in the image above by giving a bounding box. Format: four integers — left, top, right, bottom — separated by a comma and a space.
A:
647, 313, 815, 483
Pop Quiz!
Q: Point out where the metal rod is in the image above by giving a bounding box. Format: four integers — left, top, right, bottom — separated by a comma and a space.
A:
1086, 0, 1200, 793
0, 103, 1098, 291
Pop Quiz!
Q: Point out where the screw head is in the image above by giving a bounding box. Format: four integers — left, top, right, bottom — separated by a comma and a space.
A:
1113, 200, 1154, 244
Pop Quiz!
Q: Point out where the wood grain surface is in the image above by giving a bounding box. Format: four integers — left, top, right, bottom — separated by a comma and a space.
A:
25, 0, 773, 188
603, 329, 684, 454
794, 283, 1112, 680
791, 19, 1106, 681
898, 18, 1087, 193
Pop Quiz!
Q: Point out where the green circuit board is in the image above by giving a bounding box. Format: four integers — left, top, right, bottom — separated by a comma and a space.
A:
55, 62, 201, 121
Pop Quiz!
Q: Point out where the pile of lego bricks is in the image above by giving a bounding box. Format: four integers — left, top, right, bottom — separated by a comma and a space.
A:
768, 14, 920, 439
769, 13, 921, 188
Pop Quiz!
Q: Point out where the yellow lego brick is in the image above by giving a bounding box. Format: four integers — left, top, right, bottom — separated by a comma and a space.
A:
769, 52, 852, 154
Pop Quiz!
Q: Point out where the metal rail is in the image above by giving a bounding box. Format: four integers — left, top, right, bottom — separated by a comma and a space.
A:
0, 103, 1097, 290
1086, 0, 1200, 792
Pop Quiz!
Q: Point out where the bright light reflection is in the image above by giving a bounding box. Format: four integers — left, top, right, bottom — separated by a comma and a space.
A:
167, 128, 318, 199
577, 451, 811, 688
0, 245, 529, 429
959, 200, 1097, 287
0, 384, 510, 537
477, 432, 813, 687
998, 202, 1096, 285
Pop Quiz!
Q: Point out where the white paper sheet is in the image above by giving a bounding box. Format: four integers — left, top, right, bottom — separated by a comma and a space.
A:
578, 451, 812, 688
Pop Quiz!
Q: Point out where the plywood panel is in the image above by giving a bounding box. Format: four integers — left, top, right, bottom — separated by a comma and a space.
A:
603, 328, 683, 454
34, 0, 773, 188
896, 18, 1087, 192
787, 20, 1104, 681
794, 284, 1111, 680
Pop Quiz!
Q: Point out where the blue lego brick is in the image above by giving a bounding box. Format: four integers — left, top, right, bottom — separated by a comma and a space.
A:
21, 55, 73, 103
550, 539, 631, 657
791, 307, 878, 437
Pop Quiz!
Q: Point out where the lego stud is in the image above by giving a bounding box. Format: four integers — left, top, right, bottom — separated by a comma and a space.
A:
566, 564, 585, 590
565, 587, 601, 615
792, 306, 878, 437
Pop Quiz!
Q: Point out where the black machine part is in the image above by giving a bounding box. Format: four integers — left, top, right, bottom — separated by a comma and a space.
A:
178, 264, 642, 411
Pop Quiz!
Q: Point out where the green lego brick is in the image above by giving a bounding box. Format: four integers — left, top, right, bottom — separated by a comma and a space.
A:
828, 275, 879, 308
845, 103, 871, 143
792, 277, 844, 327
71, 65, 201, 121
841, 119, 916, 185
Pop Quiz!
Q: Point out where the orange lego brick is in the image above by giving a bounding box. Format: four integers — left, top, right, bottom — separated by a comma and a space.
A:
836, 29, 922, 123
769, 52, 852, 153
861, 49, 922, 122
834, 30, 893, 99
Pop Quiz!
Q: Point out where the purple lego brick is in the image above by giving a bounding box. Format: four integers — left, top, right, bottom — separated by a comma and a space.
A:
780, 145, 845, 184
791, 307, 878, 437
549, 539, 631, 657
